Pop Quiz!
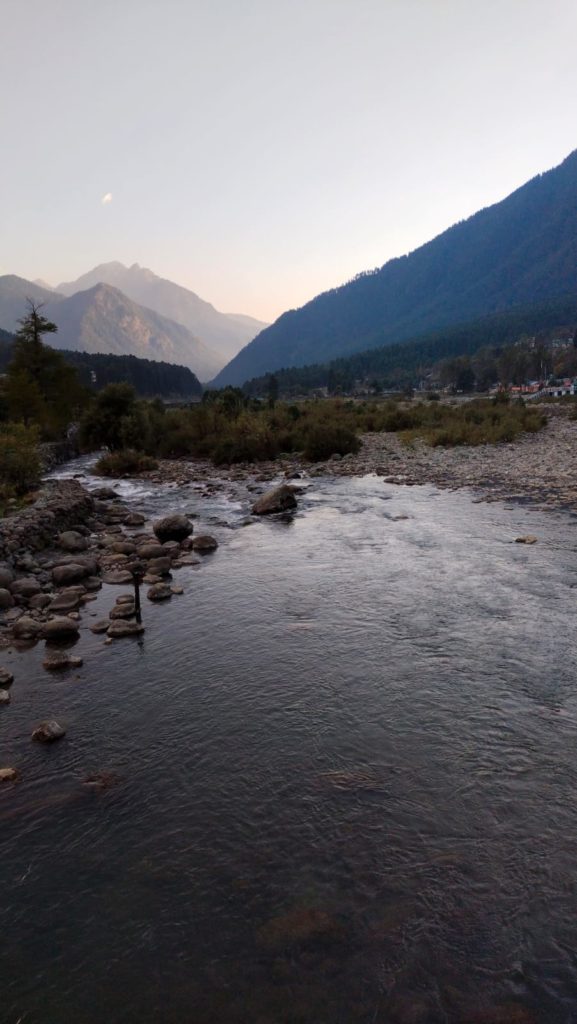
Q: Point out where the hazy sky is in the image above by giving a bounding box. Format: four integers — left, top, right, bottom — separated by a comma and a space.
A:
1, 0, 576, 322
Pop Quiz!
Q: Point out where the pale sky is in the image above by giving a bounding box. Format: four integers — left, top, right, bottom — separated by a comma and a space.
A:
1, 0, 576, 321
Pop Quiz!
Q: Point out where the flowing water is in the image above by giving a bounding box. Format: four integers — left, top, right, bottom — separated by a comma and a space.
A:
2, 462, 577, 1023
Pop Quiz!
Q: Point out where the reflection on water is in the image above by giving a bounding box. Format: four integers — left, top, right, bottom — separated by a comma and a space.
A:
2, 470, 577, 1022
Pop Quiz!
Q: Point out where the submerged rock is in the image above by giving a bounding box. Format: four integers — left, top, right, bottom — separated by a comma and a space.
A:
0, 767, 18, 782
32, 720, 66, 743
252, 484, 298, 516
257, 905, 343, 950
90, 619, 111, 634
153, 514, 193, 543
43, 651, 83, 671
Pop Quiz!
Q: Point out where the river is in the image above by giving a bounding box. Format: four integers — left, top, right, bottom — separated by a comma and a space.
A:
2, 460, 577, 1023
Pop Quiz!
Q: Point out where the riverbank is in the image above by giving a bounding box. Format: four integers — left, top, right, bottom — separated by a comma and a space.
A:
136, 404, 577, 513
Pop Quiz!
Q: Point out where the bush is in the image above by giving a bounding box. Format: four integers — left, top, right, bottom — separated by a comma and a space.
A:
302, 424, 361, 461
94, 450, 158, 476
0, 423, 40, 497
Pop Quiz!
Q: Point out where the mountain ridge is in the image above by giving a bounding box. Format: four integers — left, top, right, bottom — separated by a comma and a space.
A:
212, 148, 577, 387
57, 262, 267, 362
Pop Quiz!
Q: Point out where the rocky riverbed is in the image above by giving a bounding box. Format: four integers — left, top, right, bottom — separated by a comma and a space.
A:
135, 405, 577, 514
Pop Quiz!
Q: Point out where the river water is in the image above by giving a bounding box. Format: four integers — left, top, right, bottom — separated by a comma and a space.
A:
2, 463, 577, 1023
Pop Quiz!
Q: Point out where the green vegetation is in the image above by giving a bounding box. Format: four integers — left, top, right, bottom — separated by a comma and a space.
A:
0, 333, 201, 398
0, 422, 41, 508
78, 385, 546, 472
94, 450, 159, 477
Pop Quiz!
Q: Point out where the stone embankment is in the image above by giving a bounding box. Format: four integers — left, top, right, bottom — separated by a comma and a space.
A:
0, 480, 217, 653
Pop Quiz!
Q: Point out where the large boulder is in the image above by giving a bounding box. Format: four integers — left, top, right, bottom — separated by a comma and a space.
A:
252, 485, 298, 516
58, 530, 89, 553
191, 535, 218, 553
41, 617, 80, 641
32, 720, 66, 743
153, 515, 193, 543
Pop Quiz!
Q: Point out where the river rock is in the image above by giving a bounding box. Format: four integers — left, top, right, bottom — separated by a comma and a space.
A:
147, 582, 172, 602
110, 602, 136, 620
0, 668, 14, 687
161, 541, 181, 556
10, 577, 42, 599
13, 617, 43, 640
52, 562, 89, 586
90, 619, 111, 634
48, 588, 84, 613
29, 593, 52, 610
107, 620, 145, 638
58, 530, 89, 553
43, 651, 83, 671
0, 767, 18, 782
32, 719, 66, 743
92, 486, 119, 500
153, 514, 193, 543
109, 541, 136, 555
515, 535, 538, 544
124, 512, 145, 526
41, 616, 80, 640
252, 485, 298, 515
84, 577, 102, 592
138, 542, 167, 560
102, 570, 134, 585
191, 535, 218, 553
0, 567, 14, 589
0, 588, 14, 610
147, 556, 172, 576
0, 689, 10, 704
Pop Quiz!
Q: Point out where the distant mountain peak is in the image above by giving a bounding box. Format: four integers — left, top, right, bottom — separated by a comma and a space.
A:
56, 261, 267, 363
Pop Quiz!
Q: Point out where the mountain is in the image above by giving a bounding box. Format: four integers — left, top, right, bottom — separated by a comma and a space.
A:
57, 262, 268, 363
0, 275, 64, 331
212, 148, 577, 387
0, 276, 219, 381
242, 295, 577, 396
48, 284, 221, 381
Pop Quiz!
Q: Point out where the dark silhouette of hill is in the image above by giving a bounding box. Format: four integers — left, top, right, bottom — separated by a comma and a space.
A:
213, 149, 577, 386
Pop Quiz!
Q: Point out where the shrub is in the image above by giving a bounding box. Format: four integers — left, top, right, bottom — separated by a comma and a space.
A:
302, 424, 360, 461
0, 423, 40, 496
94, 450, 158, 476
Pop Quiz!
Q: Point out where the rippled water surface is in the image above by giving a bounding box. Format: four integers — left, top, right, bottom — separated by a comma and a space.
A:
2, 467, 577, 1023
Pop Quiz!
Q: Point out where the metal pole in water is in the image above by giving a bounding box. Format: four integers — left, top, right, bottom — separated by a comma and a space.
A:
131, 562, 144, 624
